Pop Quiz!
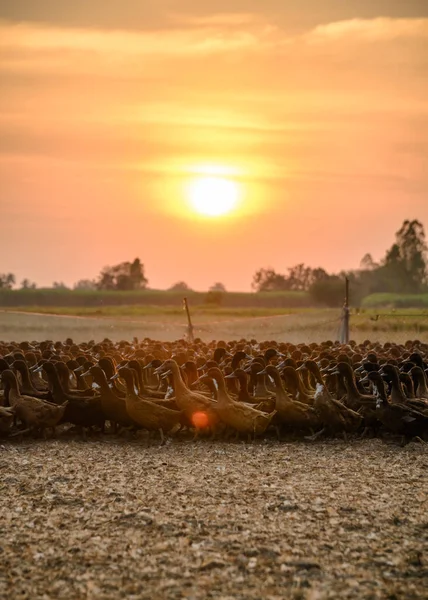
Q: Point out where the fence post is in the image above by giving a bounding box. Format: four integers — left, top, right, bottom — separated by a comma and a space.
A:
341, 277, 350, 344
183, 297, 194, 342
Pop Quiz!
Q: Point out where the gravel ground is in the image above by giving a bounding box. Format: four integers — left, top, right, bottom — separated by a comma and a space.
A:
1, 437, 427, 600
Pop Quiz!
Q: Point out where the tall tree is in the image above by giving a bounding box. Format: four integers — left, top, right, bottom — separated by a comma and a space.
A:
383, 219, 428, 293
0, 273, 15, 289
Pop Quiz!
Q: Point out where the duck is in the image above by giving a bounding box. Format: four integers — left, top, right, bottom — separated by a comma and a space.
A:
281, 366, 314, 405
380, 364, 428, 413
154, 360, 220, 434
259, 366, 320, 432
366, 371, 428, 439
225, 369, 275, 412
0, 405, 15, 435
83, 365, 137, 431
245, 362, 274, 399
330, 362, 377, 412
410, 366, 428, 399
399, 372, 416, 399
55, 361, 97, 397
1, 370, 67, 437
202, 368, 277, 438
113, 367, 184, 443
12, 360, 52, 400
312, 383, 363, 438
98, 357, 127, 397
35, 362, 105, 431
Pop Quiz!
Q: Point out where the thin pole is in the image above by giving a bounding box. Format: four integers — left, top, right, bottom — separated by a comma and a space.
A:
183, 297, 194, 342
343, 277, 350, 344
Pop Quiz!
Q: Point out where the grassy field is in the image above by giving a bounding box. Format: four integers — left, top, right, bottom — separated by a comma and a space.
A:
0, 288, 312, 308
362, 293, 428, 309
2, 306, 428, 343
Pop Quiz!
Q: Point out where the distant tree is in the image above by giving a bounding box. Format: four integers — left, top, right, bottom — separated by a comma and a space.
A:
97, 258, 148, 291
74, 279, 97, 291
252, 265, 328, 292
209, 282, 227, 292
287, 264, 329, 291
52, 281, 69, 289
168, 281, 192, 292
20, 279, 37, 290
252, 268, 290, 292
0, 273, 15, 289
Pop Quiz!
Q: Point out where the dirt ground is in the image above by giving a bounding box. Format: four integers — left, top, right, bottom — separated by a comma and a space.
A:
1, 437, 427, 599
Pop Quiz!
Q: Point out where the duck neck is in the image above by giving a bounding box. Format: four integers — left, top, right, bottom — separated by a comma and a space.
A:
214, 377, 230, 404
271, 371, 287, 397
6, 375, 21, 404
237, 375, 251, 402
47, 368, 66, 401
18, 365, 34, 390
415, 370, 428, 397
343, 370, 360, 398
170, 365, 189, 397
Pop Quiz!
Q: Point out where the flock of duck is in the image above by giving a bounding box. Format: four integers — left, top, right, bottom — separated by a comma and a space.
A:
1, 337, 428, 444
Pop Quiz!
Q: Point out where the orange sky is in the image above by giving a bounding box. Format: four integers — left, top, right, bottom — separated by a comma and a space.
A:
1, 2, 428, 291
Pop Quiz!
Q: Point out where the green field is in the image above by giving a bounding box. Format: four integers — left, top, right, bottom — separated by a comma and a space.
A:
0, 288, 312, 309
362, 293, 428, 308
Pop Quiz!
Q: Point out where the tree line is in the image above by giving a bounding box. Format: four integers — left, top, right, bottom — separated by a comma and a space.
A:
1, 219, 427, 306
251, 219, 428, 305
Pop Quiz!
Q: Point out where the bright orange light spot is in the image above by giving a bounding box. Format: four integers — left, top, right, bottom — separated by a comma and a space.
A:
191, 411, 210, 429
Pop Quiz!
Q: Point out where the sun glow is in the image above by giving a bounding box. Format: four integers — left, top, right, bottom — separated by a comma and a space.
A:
188, 176, 240, 217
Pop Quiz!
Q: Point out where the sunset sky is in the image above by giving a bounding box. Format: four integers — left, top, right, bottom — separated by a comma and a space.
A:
1, 1, 427, 291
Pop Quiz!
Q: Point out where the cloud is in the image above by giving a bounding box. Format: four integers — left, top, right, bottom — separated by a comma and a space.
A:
0, 18, 272, 60
307, 17, 428, 42
166, 12, 262, 28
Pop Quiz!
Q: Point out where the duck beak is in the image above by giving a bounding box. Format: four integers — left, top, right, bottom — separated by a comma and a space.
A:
156, 369, 172, 378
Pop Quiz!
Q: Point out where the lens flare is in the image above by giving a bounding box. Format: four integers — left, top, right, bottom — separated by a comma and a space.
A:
191, 411, 210, 429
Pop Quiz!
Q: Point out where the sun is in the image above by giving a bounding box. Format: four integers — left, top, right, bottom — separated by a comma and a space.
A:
188, 176, 239, 217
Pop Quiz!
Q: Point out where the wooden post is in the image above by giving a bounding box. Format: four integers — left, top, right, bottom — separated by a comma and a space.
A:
183, 297, 194, 342
342, 277, 350, 344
